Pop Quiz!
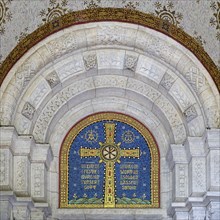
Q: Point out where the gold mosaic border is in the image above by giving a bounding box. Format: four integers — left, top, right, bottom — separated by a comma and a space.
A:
60, 112, 160, 208
0, 8, 219, 90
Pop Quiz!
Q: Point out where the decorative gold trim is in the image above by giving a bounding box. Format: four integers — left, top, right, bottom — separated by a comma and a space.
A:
0, 8, 219, 90
60, 112, 160, 208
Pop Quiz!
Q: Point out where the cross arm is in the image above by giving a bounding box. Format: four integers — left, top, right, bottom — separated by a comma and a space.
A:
80, 147, 100, 157
120, 148, 140, 158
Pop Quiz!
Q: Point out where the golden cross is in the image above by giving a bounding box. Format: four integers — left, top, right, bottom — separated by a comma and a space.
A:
80, 123, 140, 208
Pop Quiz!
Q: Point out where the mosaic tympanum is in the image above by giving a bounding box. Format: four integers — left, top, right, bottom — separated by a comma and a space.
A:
59, 112, 159, 208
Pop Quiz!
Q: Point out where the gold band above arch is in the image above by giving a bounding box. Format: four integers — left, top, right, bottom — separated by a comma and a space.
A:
0, 8, 219, 90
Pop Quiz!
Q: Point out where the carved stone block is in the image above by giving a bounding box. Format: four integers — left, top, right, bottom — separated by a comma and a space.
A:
47, 32, 76, 58
22, 102, 35, 120
175, 164, 188, 200
31, 163, 46, 202
83, 52, 97, 70
189, 158, 206, 196
46, 71, 60, 88
14, 156, 29, 196
160, 73, 175, 90
184, 105, 198, 122
0, 149, 11, 190
124, 55, 137, 71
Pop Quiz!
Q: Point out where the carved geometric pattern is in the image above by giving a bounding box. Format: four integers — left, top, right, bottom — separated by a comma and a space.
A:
0, 150, 7, 184
22, 102, 35, 120
178, 165, 187, 197
193, 158, 205, 190
184, 105, 198, 122
124, 55, 138, 71
32, 165, 43, 197
184, 67, 208, 92
15, 157, 26, 191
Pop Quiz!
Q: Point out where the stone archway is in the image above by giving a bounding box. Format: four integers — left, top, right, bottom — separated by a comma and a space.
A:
0, 9, 219, 220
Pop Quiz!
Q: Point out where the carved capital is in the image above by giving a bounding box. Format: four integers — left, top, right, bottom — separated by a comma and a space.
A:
13, 204, 30, 220
30, 144, 53, 169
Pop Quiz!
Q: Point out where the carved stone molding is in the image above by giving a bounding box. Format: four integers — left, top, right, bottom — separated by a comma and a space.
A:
14, 156, 28, 195
184, 105, 198, 122
21, 102, 35, 120
83, 52, 97, 70
0, 8, 218, 91
160, 72, 175, 90
31, 163, 45, 201
124, 55, 138, 71
46, 71, 60, 88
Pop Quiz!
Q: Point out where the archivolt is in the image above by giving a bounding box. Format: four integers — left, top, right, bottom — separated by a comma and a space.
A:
0, 8, 219, 89
0, 19, 219, 150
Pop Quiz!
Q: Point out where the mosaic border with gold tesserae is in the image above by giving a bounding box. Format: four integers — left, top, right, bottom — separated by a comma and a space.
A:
59, 112, 160, 208
0, 8, 219, 90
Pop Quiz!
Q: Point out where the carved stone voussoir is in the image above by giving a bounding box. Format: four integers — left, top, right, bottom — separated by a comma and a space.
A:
83, 52, 97, 70
160, 73, 175, 90
97, 25, 124, 45
124, 55, 138, 71
46, 71, 60, 88
47, 32, 77, 58
184, 105, 198, 122
22, 102, 35, 120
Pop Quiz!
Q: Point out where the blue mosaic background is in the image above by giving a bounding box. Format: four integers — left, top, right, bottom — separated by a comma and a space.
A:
68, 120, 151, 203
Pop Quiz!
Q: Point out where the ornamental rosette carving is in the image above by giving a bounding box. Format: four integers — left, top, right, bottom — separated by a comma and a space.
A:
124, 55, 138, 71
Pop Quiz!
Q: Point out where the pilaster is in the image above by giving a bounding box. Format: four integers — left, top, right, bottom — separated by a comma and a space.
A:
205, 129, 220, 191
11, 135, 33, 196
0, 127, 15, 191
167, 144, 188, 202
30, 144, 53, 202
185, 136, 206, 197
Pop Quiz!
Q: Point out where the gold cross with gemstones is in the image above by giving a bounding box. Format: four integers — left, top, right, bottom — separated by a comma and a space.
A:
80, 123, 140, 208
